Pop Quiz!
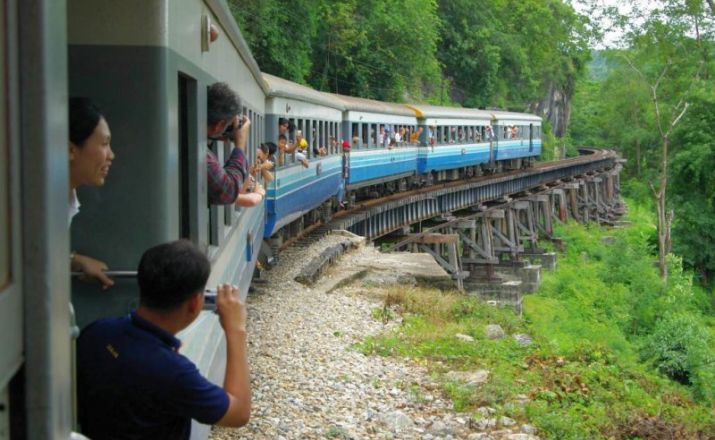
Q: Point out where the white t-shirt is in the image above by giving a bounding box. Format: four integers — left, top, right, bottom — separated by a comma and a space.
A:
69, 189, 80, 226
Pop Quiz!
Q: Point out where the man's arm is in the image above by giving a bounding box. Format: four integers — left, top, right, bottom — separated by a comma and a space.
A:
215, 284, 251, 427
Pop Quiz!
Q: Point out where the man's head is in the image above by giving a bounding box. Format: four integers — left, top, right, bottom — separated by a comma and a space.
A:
207, 82, 241, 138
137, 240, 211, 320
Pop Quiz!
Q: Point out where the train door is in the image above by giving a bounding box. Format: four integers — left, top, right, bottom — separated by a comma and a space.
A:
529, 123, 534, 153
0, 0, 23, 434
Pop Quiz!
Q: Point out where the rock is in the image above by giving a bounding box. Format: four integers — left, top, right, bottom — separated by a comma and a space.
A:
485, 324, 505, 340
476, 418, 497, 430
506, 434, 540, 440
500, 416, 517, 427
456, 333, 475, 342
521, 424, 538, 435
380, 410, 415, 432
512, 333, 533, 347
513, 394, 531, 406
476, 406, 496, 416
467, 434, 495, 440
444, 369, 490, 386
429, 420, 454, 436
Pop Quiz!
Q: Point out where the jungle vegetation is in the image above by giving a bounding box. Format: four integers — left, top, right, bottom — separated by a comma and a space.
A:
231, 1, 715, 435
230, 0, 715, 286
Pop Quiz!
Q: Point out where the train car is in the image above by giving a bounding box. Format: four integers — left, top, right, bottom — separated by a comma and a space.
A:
1, 0, 74, 437
406, 104, 495, 181
67, 0, 267, 438
262, 74, 345, 241
329, 94, 419, 194
491, 110, 542, 168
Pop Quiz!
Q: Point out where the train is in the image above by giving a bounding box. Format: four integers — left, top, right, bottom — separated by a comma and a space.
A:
0, 0, 541, 438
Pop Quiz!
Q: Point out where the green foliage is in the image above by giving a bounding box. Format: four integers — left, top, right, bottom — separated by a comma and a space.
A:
230, 0, 592, 111
670, 85, 715, 283
358, 203, 715, 438
569, 2, 715, 284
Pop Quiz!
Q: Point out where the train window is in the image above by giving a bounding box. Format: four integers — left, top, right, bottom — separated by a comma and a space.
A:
178, 74, 198, 241
361, 123, 368, 148
208, 141, 220, 246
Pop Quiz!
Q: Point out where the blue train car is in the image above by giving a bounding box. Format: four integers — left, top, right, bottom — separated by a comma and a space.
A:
330, 94, 419, 190
407, 104, 495, 179
492, 111, 542, 168
262, 74, 345, 238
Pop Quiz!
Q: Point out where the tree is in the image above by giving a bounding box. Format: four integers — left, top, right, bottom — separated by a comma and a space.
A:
620, 11, 705, 280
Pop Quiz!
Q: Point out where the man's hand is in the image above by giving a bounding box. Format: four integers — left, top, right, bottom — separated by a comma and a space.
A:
216, 284, 246, 334
232, 115, 251, 151
72, 254, 114, 289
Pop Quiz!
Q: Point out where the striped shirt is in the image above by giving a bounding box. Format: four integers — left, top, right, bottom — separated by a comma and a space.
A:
207, 144, 248, 205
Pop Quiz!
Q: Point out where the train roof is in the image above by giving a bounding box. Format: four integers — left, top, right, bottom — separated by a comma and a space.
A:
405, 104, 493, 120
262, 73, 345, 110
327, 93, 416, 117
491, 110, 542, 124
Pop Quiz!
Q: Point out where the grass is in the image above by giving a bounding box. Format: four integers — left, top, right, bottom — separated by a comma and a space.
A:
356, 200, 715, 439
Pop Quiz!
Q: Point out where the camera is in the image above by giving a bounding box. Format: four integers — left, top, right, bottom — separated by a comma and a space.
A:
203, 288, 217, 311
221, 115, 245, 140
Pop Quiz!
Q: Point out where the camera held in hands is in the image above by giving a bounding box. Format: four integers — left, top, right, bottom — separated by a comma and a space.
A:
203, 288, 218, 311
221, 115, 246, 140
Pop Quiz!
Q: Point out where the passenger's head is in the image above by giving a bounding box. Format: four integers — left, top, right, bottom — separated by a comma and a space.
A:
69, 97, 115, 190
278, 134, 287, 150
137, 240, 211, 319
278, 118, 293, 135
258, 142, 277, 161
207, 82, 241, 137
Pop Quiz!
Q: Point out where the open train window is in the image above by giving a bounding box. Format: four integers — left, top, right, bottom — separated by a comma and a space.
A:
178, 74, 198, 242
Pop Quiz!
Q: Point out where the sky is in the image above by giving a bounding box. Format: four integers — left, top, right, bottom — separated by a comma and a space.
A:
569, 0, 659, 48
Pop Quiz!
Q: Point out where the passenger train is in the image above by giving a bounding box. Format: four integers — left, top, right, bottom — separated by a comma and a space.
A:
0, 0, 541, 438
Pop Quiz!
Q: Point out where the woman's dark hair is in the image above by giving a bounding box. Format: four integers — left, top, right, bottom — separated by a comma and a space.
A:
207, 82, 241, 125
69, 97, 104, 147
137, 240, 211, 311
264, 142, 277, 156
278, 118, 295, 132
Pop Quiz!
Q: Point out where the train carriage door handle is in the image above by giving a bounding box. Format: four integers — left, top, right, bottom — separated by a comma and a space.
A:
316, 162, 322, 175
461, 148, 466, 155
391, 157, 395, 162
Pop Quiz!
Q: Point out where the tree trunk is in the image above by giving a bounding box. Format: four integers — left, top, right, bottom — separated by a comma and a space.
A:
655, 137, 670, 280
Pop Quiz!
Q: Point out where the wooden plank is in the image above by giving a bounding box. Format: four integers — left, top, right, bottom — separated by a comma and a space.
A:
407, 233, 459, 244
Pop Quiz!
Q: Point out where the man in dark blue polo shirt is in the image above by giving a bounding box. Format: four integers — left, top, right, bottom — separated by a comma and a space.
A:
77, 240, 251, 439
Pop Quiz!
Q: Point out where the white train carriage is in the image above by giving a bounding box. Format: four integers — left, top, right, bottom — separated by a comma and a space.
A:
329, 94, 419, 193
407, 104, 495, 181
66, 1, 267, 438
491, 110, 542, 168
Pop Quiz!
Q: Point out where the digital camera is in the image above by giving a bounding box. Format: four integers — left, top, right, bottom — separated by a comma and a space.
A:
221, 115, 245, 140
203, 288, 217, 311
